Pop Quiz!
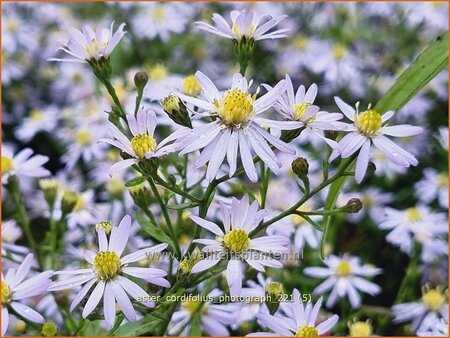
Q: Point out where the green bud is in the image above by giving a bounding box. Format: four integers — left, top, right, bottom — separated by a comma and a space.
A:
344, 198, 363, 213
161, 95, 192, 128
265, 282, 284, 315
134, 71, 149, 91
128, 182, 150, 209
61, 190, 79, 214
367, 162, 376, 175
292, 157, 309, 178
95, 221, 114, 234
281, 126, 306, 143
41, 321, 57, 337
177, 252, 202, 281
38, 178, 58, 208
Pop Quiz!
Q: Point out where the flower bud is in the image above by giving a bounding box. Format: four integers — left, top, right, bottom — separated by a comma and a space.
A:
177, 251, 202, 280
292, 157, 309, 178
367, 162, 376, 175
128, 182, 150, 209
344, 198, 363, 213
41, 321, 58, 337
265, 281, 284, 315
38, 178, 58, 208
95, 221, 114, 234
161, 95, 192, 128
61, 190, 79, 214
134, 71, 149, 92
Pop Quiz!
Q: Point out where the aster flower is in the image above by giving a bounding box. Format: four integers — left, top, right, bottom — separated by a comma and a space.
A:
268, 74, 346, 146
50, 21, 126, 63
177, 71, 298, 182
190, 195, 290, 295
49, 215, 170, 329
303, 254, 382, 308
168, 289, 240, 336
2, 146, 50, 184
2, 253, 53, 336
393, 286, 448, 333
415, 168, 448, 208
196, 9, 289, 41
100, 107, 185, 176
248, 289, 339, 336
330, 97, 423, 183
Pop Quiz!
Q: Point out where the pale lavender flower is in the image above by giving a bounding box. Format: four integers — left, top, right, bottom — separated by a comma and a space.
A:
49, 215, 170, 329
2, 254, 53, 336
330, 97, 423, 183
2, 146, 50, 184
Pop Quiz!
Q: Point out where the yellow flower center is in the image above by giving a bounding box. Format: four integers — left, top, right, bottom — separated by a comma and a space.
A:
131, 134, 157, 159
355, 110, 382, 137
216, 89, 254, 126
406, 208, 421, 222
152, 7, 166, 22
74, 194, 85, 211
293, 103, 313, 121
223, 229, 250, 253
422, 289, 446, 311
362, 196, 374, 207
438, 173, 448, 187
75, 131, 92, 146
148, 64, 167, 81
336, 260, 352, 277
93, 251, 121, 280
107, 178, 124, 196
30, 109, 44, 122
2, 156, 13, 174
231, 23, 255, 36
2, 281, 10, 304
96, 221, 114, 233
349, 320, 373, 336
294, 35, 309, 50
182, 75, 202, 96
296, 326, 319, 337
162, 95, 181, 114
182, 300, 205, 314
333, 43, 347, 60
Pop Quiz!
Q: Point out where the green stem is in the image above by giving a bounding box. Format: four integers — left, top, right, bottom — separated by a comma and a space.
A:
7, 176, 42, 268
148, 178, 181, 258
154, 175, 201, 202
260, 163, 270, 209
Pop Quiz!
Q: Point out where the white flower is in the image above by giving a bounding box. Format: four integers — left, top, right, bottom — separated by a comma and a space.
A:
417, 316, 448, 336
379, 206, 448, 262
15, 107, 59, 143
269, 74, 346, 147
169, 289, 240, 336
49, 215, 170, 329
177, 71, 298, 182
331, 97, 423, 183
2, 254, 53, 336
196, 9, 289, 41
415, 168, 448, 208
190, 195, 290, 295
100, 107, 185, 176
248, 289, 339, 336
2, 146, 50, 184
304, 254, 382, 308
393, 286, 448, 333
50, 22, 126, 63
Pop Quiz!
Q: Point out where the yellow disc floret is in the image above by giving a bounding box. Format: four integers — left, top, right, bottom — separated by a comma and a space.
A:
336, 260, 352, 277
30, 110, 44, 122
217, 89, 254, 126
406, 208, 421, 222
293, 103, 314, 121
75, 131, 92, 146
223, 229, 250, 253
2, 156, 13, 174
2, 281, 10, 304
355, 110, 382, 137
93, 251, 121, 280
332, 43, 347, 60
296, 326, 319, 337
182, 75, 202, 96
148, 64, 167, 81
422, 289, 446, 311
348, 320, 373, 336
131, 134, 157, 159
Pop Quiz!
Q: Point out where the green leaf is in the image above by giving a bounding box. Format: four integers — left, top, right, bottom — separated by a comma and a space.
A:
167, 202, 199, 210
124, 176, 147, 187
375, 31, 448, 113
321, 32, 448, 259
135, 212, 177, 252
